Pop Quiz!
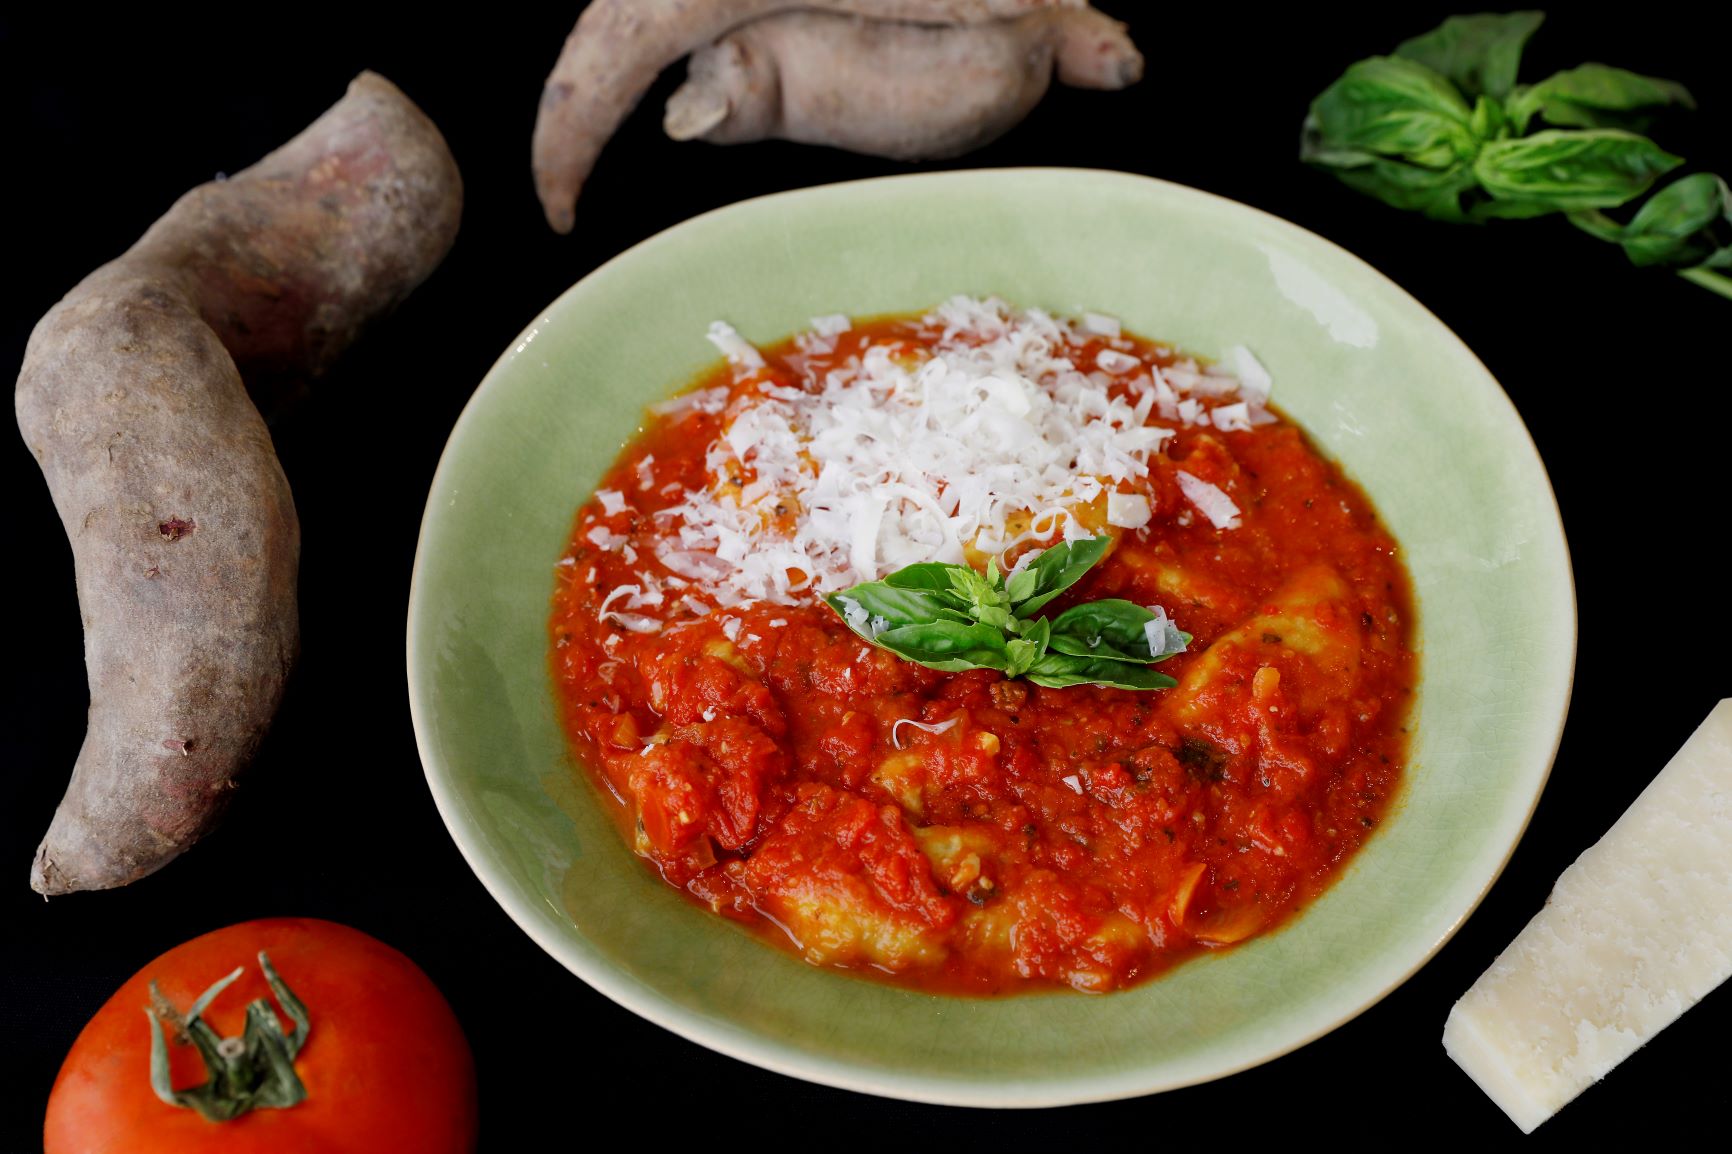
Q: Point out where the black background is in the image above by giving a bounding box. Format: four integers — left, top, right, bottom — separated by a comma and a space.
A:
5, 4, 1729, 1149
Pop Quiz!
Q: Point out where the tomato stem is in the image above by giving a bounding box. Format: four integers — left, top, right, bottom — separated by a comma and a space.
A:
145, 951, 310, 1122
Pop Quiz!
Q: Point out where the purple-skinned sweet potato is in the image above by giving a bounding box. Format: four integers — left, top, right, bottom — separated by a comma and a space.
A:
17, 72, 462, 895
531, 0, 1081, 232
661, 6, 1142, 159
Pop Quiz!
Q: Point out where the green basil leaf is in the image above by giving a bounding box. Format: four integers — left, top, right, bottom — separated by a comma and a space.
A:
1005, 565, 1039, 604
1043, 599, 1175, 664
874, 620, 1010, 673
1508, 64, 1696, 133
1468, 94, 1510, 142
1616, 172, 1732, 266
883, 563, 970, 601
1322, 156, 1481, 222
1004, 616, 1051, 678
825, 584, 967, 638
937, 563, 1026, 633
1026, 652, 1179, 691
1013, 537, 1112, 617
974, 604, 1021, 634
1473, 129, 1683, 215
945, 565, 1005, 609
1304, 57, 1478, 171
833, 552, 1183, 690
1393, 10, 1544, 100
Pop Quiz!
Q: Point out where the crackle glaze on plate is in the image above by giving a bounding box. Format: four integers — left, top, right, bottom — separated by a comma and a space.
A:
408, 169, 1575, 1106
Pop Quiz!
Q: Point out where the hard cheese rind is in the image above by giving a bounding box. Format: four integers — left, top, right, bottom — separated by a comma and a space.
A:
1443, 699, 1732, 1132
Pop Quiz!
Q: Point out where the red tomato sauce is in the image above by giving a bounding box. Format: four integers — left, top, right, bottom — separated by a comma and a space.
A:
550, 314, 1415, 994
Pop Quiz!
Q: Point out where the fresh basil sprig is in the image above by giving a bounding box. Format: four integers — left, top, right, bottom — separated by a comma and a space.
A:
824, 539, 1189, 690
1393, 10, 1543, 104
1302, 11, 1730, 300
1570, 173, 1732, 292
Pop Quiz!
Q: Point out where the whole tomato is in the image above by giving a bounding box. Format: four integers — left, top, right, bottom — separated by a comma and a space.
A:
45, 918, 478, 1154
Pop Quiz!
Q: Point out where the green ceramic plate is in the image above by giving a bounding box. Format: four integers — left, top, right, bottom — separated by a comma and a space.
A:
408, 169, 1574, 1106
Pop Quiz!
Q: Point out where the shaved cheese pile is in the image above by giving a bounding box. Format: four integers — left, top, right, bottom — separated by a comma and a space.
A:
649, 298, 1272, 606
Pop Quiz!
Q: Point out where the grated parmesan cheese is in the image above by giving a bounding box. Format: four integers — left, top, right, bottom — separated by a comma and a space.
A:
643, 298, 1271, 605
705, 321, 764, 370
1106, 491, 1152, 529
1095, 348, 1141, 374
1176, 471, 1241, 531
1226, 345, 1272, 404
1142, 605, 1187, 658
586, 526, 629, 551
606, 612, 661, 634
1081, 312, 1121, 338
650, 385, 729, 418
1210, 402, 1253, 433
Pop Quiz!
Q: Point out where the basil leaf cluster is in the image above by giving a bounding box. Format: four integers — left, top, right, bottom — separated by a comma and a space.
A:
824, 539, 1190, 691
1302, 11, 1730, 299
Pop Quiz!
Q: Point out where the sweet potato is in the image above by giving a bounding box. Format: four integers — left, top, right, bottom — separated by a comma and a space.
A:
662, 7, 1141, 158
17, 72, 462, 895
532, 0, 1082, 232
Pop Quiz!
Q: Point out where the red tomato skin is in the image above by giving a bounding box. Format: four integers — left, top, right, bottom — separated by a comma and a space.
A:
44, 918, 478, 1154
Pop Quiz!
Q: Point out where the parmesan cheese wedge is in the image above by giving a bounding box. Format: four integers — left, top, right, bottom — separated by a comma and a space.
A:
1443, 699, 1732, 1132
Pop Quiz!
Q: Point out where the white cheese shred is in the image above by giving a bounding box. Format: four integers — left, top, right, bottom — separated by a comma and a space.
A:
649, 386, 729, 418
892, 716, 959, 750
1096, 348, 1140, 374
1081, 312, 1121, 338
1143, 605, 1187, 658
1226, 345, 1273, 405
705, 321, 764, 370
1176, 471, 1242, 531
1106, 491, 1152, 529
